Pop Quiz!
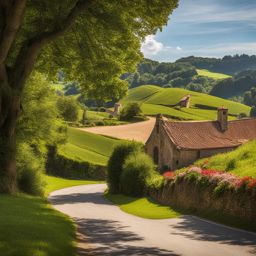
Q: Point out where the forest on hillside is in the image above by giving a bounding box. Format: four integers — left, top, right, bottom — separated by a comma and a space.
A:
125, 55, 256, 107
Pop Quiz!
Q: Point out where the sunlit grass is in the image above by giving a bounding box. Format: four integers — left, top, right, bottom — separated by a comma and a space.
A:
197, 69, 231, 79
58, 128, 122, 165
195, 140, 256, 178
105, 192, 181, 219
44, 174, 103, 196
121, 85, 250, 120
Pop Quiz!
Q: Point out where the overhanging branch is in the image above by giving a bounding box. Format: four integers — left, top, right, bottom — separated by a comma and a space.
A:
11, 0, 95, 90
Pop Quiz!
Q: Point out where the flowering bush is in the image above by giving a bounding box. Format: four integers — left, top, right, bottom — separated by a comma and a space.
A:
162, 166, 256, 195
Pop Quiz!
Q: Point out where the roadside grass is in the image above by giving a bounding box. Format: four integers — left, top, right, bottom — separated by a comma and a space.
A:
58, 128, 121, 165
195, 140, 256, 178
105, 192, 181, 219
121, 85, 250, 120
0, 175, 102, 256
44, 174, 103, 196
196, 69, 231, 79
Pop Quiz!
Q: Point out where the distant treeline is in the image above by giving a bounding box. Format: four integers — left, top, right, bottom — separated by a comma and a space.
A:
177, 54, 256, 75
210, 70, 256, 99
126, 59, 215, 93
126, 56, 256, 105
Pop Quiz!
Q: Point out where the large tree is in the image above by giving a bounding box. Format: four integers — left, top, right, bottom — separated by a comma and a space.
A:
0, 0, 178, 193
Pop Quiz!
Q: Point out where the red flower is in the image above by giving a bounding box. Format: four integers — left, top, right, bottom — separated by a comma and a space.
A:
248, 179, 256, 189
163, 171, 174, 179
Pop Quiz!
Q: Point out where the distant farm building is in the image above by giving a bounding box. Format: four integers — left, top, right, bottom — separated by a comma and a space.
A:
179, 94, 190, 108
106, 103, 121, 117
146, 108, 256, 171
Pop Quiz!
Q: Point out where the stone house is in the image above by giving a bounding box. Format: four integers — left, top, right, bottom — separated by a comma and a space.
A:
145, 107, 256, 171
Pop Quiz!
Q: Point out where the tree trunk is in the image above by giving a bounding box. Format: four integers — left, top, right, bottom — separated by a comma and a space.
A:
0, 81, 21, 194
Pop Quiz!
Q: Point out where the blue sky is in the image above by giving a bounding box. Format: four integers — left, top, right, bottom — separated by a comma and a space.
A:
141, 0, 256, 62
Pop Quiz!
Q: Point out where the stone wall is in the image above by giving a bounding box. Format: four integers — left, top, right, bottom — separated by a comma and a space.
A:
148, 179, 256, 224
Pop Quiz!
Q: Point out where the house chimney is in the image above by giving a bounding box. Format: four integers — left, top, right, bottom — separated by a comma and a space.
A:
217, 107, 228, 132
156, 114, 164, 133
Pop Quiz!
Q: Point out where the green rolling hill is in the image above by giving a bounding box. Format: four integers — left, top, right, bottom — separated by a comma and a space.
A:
195, 141, 256, 178
121, 85, 250, 121
58, 128, 122, 165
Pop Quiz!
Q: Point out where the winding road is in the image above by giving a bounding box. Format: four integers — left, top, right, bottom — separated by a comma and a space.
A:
49, 184, 256, 256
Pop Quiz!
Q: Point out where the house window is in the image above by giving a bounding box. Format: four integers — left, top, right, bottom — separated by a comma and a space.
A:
153, 147, 159, 165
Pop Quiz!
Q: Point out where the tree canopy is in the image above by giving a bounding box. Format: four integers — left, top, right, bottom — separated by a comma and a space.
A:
0, 0, 179, 193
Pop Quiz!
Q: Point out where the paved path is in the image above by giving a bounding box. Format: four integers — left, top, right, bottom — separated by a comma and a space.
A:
78, 118, 155, 143
49, 184, 256, 256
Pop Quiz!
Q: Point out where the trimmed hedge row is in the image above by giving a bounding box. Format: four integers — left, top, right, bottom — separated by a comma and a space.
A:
46, 147, 106, 180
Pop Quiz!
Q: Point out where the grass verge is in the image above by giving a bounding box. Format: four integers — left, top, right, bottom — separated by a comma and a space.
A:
44, 174, 103, 196
0, 175, 102, 256
105, 192, 181, 219
0, 194, 76, 256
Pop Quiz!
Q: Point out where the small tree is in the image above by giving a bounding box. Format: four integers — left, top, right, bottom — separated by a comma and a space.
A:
250, 106, 256, 118
57, 96, 80, 122
119, 102, 142, 121
120, 152, 155, 197
107, 141, 143, 194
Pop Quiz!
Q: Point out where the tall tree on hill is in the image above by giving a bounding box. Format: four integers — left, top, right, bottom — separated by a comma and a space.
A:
0, 0, 178, 193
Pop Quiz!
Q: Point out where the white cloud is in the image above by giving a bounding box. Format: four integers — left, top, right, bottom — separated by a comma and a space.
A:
141, 35, 163, 56
176, 46, 182, 51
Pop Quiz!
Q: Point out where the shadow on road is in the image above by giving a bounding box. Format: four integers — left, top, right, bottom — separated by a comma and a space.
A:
76, 218, 180, 256
50, 192, 110, 206
171, 216, 256, 252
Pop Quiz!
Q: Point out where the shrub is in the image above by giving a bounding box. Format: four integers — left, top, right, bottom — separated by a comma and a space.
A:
57, 96, 80, 122
94, 120, 105, 126
250, 106, 256, 118
107, 141, 143, 193
16, 143, 45, 196
119, 102, 142, 121
120, 152, 155, 196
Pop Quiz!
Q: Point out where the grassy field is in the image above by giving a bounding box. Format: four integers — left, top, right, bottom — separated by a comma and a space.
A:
44, 175, 103, 196
195, 141, 256, 178
105, 192, 181, 219
121, 85, 250, 120
58, 128, 122, 165
0, 175, 101, 256
196, 69, 231, 79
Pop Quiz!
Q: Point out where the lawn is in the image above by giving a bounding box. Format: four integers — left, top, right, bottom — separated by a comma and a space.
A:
0, 175, 102, 256
58, 128, 121, 165
196, 69, 231, 79
44, 175, 103, 196
105, 192, 181, 219
121, 85, 250, 121
195, 140, 256, 178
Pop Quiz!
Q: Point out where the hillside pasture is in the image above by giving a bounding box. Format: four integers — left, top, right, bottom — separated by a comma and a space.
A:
121, 85, 250, 120
58, 128, 121, 165
196, 69, 231, 79
195, 141, 256, 178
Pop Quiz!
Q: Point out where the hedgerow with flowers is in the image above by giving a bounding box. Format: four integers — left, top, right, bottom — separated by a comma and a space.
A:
163, 167, 256, 197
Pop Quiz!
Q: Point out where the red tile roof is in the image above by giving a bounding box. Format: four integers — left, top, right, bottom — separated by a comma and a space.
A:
162, 119, 256, 150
